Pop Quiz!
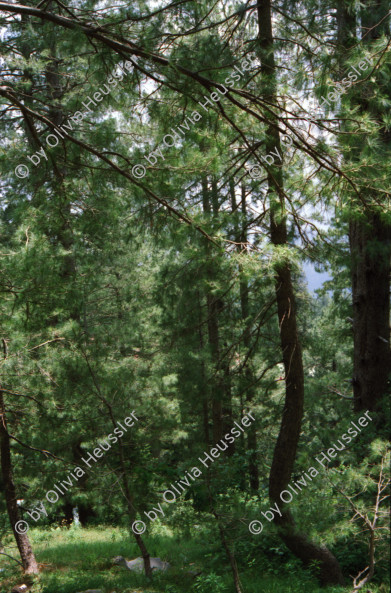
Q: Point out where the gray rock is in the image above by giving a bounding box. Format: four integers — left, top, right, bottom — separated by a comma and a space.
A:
112, 555, 170, 572
11, 586, 29, 593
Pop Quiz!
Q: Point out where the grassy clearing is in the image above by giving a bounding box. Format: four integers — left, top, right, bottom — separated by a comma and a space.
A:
0, 527, 389, 593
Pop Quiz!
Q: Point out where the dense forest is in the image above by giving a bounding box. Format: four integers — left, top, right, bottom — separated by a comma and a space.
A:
0, 1, 390, 592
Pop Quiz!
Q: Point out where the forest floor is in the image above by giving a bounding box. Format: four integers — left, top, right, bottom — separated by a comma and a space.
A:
0, 526, 388, 593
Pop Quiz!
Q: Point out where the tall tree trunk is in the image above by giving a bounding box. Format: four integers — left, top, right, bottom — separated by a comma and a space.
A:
346, 0, 391, 414
0, 389, 39, 574
230, 180, 258, 489
350, 213, 391, 413
202, 176, 224, 442
197, 289, 211, 445
211, 178, 234, 442
256, 0, 345, 585
239, 184, 259, 489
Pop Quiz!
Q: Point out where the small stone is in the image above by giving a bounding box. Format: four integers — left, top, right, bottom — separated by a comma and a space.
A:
112, 555, 170, 572
11, 586, 29, 593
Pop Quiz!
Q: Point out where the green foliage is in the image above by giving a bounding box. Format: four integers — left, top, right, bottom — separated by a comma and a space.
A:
0, 1, 390, 592
193, 572, 227, 593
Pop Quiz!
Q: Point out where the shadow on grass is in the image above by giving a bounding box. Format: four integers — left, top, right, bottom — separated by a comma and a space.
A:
20, 527, 195, 593
4, 527, 384, 593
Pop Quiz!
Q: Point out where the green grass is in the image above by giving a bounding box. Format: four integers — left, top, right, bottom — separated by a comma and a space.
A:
0, 527, 389, 593
1, 525, 196, 593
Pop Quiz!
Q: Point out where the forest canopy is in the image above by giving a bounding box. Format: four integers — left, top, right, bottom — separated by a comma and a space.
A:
0, 1, 390, 593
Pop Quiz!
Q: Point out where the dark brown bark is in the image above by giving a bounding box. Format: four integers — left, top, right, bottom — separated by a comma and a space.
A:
230, 180, 258, 488
337, 0, 391, 414
202, 176, 224, 443
202, 399, 210, 445
207, 297, 224, 443
240, 185, 259, 489
256, 0, 345, 585
0, 388, 39, 574
336, 1, 356, 55
197, 290, 211, 445
350, 213, 391, 413
214, 177, 233, 442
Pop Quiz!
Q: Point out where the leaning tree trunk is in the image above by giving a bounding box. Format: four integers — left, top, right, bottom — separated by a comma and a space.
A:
88, 373, 153, 578
255, 0, 345, 585
0, 388, 39, 574
116, 422, 152, 577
